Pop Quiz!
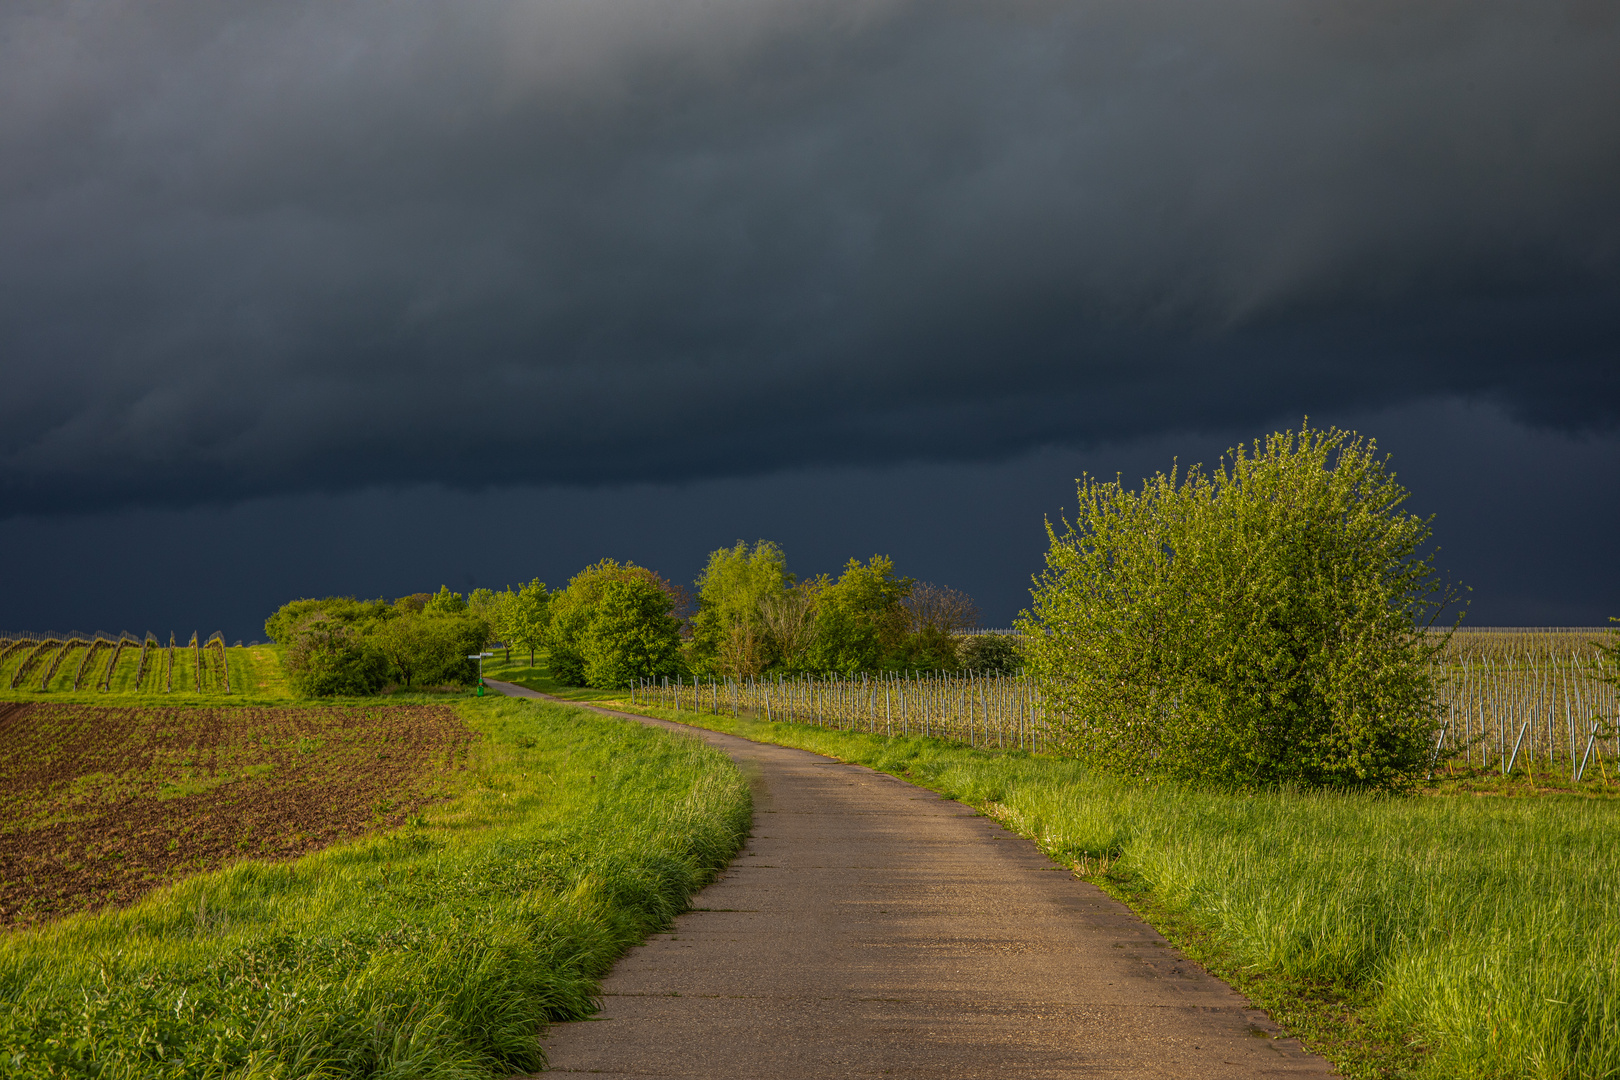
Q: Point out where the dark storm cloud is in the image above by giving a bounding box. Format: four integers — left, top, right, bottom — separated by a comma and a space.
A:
2, 0, 1617, 514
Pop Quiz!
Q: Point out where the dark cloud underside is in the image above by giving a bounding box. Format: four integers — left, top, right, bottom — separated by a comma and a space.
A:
1, 0, 1617, 514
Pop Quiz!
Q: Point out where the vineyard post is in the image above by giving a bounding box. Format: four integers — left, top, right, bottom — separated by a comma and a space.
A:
1426, 719, 1451, 780
1577, 728, 1597, 783
1506, 718, 1530, 776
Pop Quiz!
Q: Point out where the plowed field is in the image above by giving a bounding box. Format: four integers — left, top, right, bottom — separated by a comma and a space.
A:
0, 702, 474, 928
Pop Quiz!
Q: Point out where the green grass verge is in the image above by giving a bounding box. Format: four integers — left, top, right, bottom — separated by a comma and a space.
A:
482, 654, 628, 704
613, 702, 1620, 1080
0, 695, 752, 1079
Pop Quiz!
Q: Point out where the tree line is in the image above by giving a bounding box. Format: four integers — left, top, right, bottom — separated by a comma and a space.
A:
266, 549, 1015, 698
269, 421, 1501, 791
265, 583, 548, 696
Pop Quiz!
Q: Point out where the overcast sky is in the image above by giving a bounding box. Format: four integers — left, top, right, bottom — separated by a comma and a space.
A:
1, 0, 1617, 637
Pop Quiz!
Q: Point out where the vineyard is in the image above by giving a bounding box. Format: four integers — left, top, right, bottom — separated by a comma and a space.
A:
1435, 627, 1619, 781
633, 667, 1051, 752
630, 627, 1620, 784
0, 632, 243, 695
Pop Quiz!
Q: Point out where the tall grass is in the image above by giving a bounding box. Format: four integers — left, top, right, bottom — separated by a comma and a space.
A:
0, 696, 751, 1079
643, 707, 1620, 1079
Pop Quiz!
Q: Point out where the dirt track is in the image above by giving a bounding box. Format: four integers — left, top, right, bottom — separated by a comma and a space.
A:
489, 680, 1335, 1079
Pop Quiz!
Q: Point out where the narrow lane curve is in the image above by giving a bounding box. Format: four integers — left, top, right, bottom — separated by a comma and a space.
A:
489, 679, 1335, 1079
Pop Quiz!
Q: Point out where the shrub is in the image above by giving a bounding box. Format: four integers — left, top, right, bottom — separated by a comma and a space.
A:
264, 596, 391, 645
958, 633, 1021, 674
281, 616, 387, 696
1017, 422, 1457, 792
372, 612, 489, 688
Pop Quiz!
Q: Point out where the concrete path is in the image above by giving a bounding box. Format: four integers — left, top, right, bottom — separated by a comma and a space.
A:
488, 679, 1335, 1079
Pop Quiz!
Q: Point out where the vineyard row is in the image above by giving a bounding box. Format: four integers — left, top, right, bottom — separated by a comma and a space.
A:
631, 657, 1620, 783
0, 633, 232, 694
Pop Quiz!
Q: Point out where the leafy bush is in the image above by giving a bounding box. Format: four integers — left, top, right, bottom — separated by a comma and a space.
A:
1017, 422, 1456, 792
371, 612, 489, 688
958, 633, 1021, 674
263, 596, 392, 644
281, 616, 387, 696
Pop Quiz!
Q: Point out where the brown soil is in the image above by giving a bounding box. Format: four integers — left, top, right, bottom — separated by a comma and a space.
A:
0, 702, 475, 928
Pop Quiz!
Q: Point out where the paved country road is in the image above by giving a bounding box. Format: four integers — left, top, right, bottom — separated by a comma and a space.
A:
487, 679, 1335, 1079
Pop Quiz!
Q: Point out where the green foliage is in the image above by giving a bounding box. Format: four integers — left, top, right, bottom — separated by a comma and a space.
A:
1018, 422, 1455, 791
263, 596, 392, 645
501, 579, 552, 668
424, 585, 468, 615
281, 616, 388, 697
549, 560, 684, 687
803, 555, 913, 673
371, 612, 489, 688
689, 541, 793, 677
0, 697, 751, 1079
582, 578, 686, 689
958, 633, 1021, 674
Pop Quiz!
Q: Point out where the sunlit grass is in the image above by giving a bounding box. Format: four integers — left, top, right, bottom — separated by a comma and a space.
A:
0, 696, 751, 1079
640, 705, 1619, 1080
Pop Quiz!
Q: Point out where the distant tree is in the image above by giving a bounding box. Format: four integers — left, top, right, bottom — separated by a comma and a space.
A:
958, 633, 1022, 675
803, 556, 913, 673
372, 610, 488, 688
758, 584, 819, 672
689, 541, 792, 677
263, 596, 391, 644
1017, 422, 1458, 792
581, 577, 685, 689
902, 582, 979, 636
423, 585, 468, 615
393, 593, 432, 615
896, 582, 979, 672
281, 615, 387, 696
549, 559, 684, 686
503, 579, 552, 667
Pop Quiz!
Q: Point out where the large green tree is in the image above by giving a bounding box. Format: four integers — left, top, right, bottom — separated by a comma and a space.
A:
581, 577, 685, 690
549, 559, 684, 687
689, 541, 792, 677
802, 555, 913, 673
1017, 423, 1458, 792
495, 579, 552, 667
